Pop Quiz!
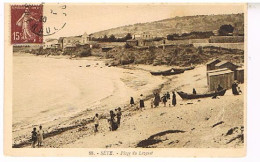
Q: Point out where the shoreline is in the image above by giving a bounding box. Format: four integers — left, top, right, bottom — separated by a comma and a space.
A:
12, 54, 244, 148
12, 54, 172, 148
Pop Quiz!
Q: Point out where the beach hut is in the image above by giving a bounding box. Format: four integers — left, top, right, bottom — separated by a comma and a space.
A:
206, 68, 229, 85
235, 67, 244, 83
208, 69, 234, 91
206, 59, 221, 71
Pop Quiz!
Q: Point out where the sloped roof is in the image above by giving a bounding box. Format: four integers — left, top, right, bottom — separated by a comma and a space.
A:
207, 68, 229, 74
236, 67, 244, 71
208, 69, 234, 76
215, 61, 238, 67
206, 59, 221, 65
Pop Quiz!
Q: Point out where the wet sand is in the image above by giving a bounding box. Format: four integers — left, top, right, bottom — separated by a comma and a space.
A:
13, 53, 166, 147
13, 53, 244, 148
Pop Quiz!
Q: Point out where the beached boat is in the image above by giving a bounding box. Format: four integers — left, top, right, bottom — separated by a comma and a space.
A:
162, 69, 185, 76
177, 89, 226, 99
150, 68, 173, 76
150, 71, 162, 75
172, 66, 195, 71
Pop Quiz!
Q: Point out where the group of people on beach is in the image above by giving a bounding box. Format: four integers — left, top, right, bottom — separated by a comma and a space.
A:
30, 81, 242, 148
31, 125, 44, 148
93, 107, 122, 133
153, 91, 177, 108
130, 91, 177, 110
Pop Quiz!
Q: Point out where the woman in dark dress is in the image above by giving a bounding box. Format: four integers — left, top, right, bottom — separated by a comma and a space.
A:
109, 110, 118, 131
172, 91, 176, 106
193, 88, 197, 94
154, 92, 160, 108
130, 97, 134, 106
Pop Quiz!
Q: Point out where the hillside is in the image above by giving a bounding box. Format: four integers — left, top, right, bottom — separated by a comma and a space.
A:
92, 13, 244, 38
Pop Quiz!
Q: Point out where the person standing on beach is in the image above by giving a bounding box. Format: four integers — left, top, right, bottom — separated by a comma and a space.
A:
109, 110, 117, 131
162, 94, 167, 107
193, 88, 197, 94
166, 92, 170, 100
130, 97, 134, 106
140, 94, 145, 110
93, 113, 100, 133
232, 81, 239, 95
172, 91, 177, 107
154, 92, 160, 108
116, 107, 122, 127
31, 127, 37, 148
37, 125, 44, 147
217, 84, 223, 92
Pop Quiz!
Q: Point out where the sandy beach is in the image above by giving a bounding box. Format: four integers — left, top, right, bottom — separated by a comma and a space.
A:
13, 53, 244, 148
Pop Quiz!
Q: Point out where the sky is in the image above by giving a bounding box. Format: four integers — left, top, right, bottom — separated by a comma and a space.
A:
43, 3, 245, 39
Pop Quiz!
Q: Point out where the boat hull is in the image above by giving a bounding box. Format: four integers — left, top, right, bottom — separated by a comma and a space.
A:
150, 68, 173, 76
177, 89, 226, 99
162, 70, 185, 76
172, 66, 195, 71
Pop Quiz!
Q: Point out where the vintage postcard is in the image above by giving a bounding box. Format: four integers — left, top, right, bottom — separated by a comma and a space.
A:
4, 3, 247, 157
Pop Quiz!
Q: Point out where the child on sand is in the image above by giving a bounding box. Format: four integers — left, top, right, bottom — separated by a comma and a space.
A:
31, 127, 37, 148
93, 113, 99, 133
37, 125, 44, 147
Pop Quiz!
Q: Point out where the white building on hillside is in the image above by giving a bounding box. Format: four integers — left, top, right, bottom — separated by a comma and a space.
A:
62, 32, 92, 49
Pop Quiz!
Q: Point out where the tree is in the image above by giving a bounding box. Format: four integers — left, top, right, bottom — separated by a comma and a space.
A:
103, 35, 108, 42
109, 34, 116, 42
219, 24, 234, 36
125, 33, 132, 40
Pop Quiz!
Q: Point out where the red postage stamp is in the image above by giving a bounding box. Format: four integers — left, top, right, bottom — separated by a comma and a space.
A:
11, 5, 43, 44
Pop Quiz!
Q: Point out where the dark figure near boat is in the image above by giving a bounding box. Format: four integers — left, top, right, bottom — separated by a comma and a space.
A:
130, 97, 134, 106
217, 84, 224, 92
193, 88, 197, 94
172, 91, 176, 106
232, 82, 239, 95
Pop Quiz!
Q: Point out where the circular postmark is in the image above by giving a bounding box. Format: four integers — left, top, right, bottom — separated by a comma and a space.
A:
40, 3, 67, 36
